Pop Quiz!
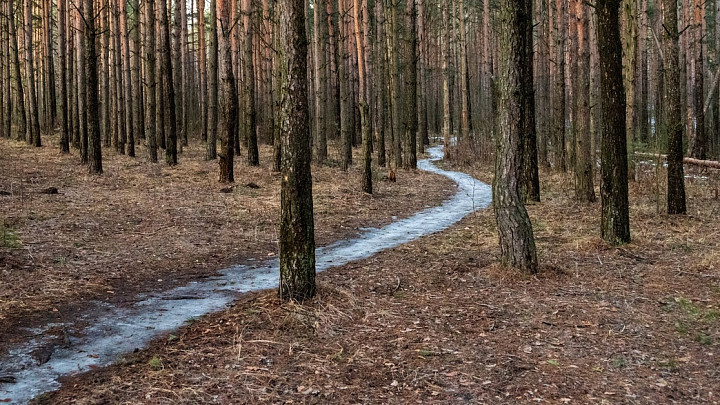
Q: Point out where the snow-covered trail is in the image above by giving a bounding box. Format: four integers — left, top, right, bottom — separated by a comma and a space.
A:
0, 144, 491, 404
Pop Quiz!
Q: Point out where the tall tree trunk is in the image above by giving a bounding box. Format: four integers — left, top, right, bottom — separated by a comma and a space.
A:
218, 0, 237, 182
354, 0, 372, 193
456, 0, 470, 142
520, 0, 540, 202
101, 0, 111, 148
243, 0, 259, 166
180, 0, 189, 146
8, 0, 26, 141
161, 0, 178, 165
313, 0, 328, 163
24, 0, 41, 146
145, 0, 158, 162
552, 0, 566, 170
42, 0, 56, 128
598, 0, 631, 243
622, 0, 638, 179
58, 0, 69, 152
442, 2, 452, 155
417, 0, 429, 151
131, 0, 143, 148
86, 0, 102, 174
121, 0, 134, 156
172, 0, 184, 149
207, 0, 219, 160
113, 0, 127, 154
404, 0, 418, 169
278, 0, 316, 302
574, 0, 595, 202
375, 0, 387, 167
334, 0, 352, 170
663, 0, 687, 214
494, 0, 538, 274
536, 0, 550, 166
198, 0, 208, 144
691, 0, 706, 159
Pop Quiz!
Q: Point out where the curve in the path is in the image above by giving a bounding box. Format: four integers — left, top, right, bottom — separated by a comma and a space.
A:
0, 144, 491, 404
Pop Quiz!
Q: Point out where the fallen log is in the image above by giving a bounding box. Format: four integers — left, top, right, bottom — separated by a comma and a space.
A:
635, 152, 720, 169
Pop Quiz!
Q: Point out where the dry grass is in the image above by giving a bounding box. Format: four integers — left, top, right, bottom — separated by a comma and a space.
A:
39, 158, 720, 404
0, 135, 455, 353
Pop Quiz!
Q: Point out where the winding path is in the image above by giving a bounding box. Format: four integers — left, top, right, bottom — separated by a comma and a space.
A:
0, 145, 491, 404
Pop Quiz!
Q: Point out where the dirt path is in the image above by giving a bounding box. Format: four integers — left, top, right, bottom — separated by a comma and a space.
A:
0, 144, 490, 404
35, 161, 720, 405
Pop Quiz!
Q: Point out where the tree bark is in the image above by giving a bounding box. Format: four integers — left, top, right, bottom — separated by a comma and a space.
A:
160, 0, 178, 165
198, 0, 208, 143
145, 0, 158, 162
494, 0, 538, 274
598, 0, 631, 243
354, 0, 372, 193
85, 0, 102, 174
690, 0, 706, 159
58, 0, 69, 152
522, 0, 540, 202
278, 0, 316, 302
207, 0, 219, 160
24, 0, 41, 146
313, 0, 328, 163
243, 0, 259, 166
218, 0, 237, 182
120, 0, 134, 156
8, 0, 26, 141
663, 0, 687, 214
552, 0, 566, 171
403, 0, 418, 169
573, 0, 595, 202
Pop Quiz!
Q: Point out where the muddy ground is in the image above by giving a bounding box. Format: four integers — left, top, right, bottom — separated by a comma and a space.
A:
31, 155, 720, 404
0, 136, 455, 356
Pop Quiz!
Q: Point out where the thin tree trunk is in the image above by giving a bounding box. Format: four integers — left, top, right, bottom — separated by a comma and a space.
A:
161, 0, 178, 165
42, 0, 56, 128
574, 0, 595, 202
131, 0, 143, 148
24, 0, 41, 146
8, 0, 26, 141
691, 0, 706, 159
404, 0, 418, 169
243, 0, 259, 166
121, 0, 134, 156
218, 0, 237, 182
58, 0, 69, 152
86, 0, 102, 173
207, 0, 219, 160
198, 0, 208, 144
313, 0, 328, 163
145, 0, 158, 162
354, 0, 372, 193
375, 0, 387, 167
663, 0, 687, 214
552, 0, 566, 170
113, 0, 126, 154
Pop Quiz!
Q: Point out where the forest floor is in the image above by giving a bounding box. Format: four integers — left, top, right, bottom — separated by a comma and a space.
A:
32, 152, 720, 404
0, 135, 456, 357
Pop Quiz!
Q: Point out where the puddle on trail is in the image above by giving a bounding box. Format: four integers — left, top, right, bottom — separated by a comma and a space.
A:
0, 144, 491, 404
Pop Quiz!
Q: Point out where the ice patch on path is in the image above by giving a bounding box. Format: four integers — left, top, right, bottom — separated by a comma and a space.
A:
0, 144, 491, 404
